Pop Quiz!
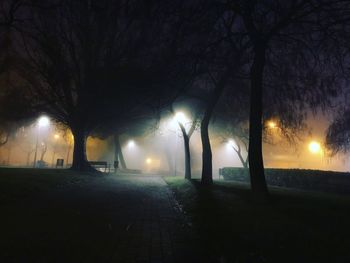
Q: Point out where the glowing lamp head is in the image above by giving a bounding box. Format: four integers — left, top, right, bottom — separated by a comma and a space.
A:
226, 139, 236, 148
38, 116, 50, 127
128, 140, 135, 148
309, 141, 321, 154
174, 112, 188, 124
267, 121, 277, 129
146, 158, 152, 164
54, 134, 59, 139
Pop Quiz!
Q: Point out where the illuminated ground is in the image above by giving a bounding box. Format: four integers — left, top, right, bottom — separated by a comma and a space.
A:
0, 169, 199, 262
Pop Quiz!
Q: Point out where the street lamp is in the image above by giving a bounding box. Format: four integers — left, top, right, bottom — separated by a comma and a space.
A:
51, 134, 59, 167
226, 139, 236, 149
174, 112, 188, 125
309, 141, 321, 154
33, 116, 50, 167
267, 120, 277, 129
38, 116, 50, 127
128, 140, 135, 148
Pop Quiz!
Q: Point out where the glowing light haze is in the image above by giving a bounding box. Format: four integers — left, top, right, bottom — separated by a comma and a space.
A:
309, 141, 321, 154
37, 116, 50, 127
0, 114, 350, 173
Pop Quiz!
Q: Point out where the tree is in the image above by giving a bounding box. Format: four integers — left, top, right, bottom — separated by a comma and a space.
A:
213, 76, 251, 168
223, 0, 350, 198
113, 134, 126, 170
178, 115, 199, 180
326, 108, 350, 154
0, 0, 28, 147
221, 123, 249, 168
189, 3, 251, 185
170, 102, 201, 179
17, 0, 192, 171
17, 127, 36, 166
93, 117, 159, 171
199, 51, 249, 184
0, 75, 34, 148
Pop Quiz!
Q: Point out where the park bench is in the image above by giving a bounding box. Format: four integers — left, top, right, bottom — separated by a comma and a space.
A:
89, 161, 110, 173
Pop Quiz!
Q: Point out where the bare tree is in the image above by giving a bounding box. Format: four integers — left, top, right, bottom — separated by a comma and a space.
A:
170, 102, 201, 179
17, 0, 191, 171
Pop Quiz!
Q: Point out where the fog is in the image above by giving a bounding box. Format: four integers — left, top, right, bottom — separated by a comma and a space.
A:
1, 114, 349, 174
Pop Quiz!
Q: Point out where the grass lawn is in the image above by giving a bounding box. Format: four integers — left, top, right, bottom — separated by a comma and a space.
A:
0, 168, 88, 204
164, 176, 350, 263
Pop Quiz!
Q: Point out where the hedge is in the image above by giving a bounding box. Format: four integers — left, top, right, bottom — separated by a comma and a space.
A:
219, 167, 350, 194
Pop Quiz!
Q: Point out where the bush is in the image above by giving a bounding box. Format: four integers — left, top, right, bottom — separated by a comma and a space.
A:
220, 167, 350, 193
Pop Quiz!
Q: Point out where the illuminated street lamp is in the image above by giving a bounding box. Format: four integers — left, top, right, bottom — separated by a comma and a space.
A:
51, 134, 60, 167
66, 134, 74, 167
38, 116, 50, 127
267, 120, 277, 129
309, 141, 321, 154
33, 116, 50, 167
226, 139, 236, 149
174, 112, 188, 125
128, 140, 135, 148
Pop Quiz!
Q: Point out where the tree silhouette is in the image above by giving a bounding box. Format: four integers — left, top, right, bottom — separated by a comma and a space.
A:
17, 0, 192, 171
223, 0, 350, 198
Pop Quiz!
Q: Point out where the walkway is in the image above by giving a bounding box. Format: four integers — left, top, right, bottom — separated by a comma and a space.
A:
0, 175, 201, 263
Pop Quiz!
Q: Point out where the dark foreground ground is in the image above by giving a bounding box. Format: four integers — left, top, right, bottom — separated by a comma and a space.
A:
165, 177, 350, 263
0, 168, 199, 263
1, 168, 350, 263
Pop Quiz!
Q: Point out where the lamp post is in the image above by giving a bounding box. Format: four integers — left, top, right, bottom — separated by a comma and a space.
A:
51, 134, 59, 167
33, 116, 50, 168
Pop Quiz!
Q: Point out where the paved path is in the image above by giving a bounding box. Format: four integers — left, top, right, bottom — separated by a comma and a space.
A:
0, 175, 201, 263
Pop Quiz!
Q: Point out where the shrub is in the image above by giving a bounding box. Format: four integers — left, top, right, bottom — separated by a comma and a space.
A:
220, 167, 350, 193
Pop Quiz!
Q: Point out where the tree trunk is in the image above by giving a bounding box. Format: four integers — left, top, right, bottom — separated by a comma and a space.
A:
234, 146, 248, 169
165, 147, 174, 174
248, 44, 269, 198
26, 152, 31, 166
7, 147, 11, 165
70, 126, 94, 172
243, 159, 248, 169
114, 134, 127, 169
201, 75, 229, 185
0, 133, 8, 147
40, 142, 47, 161
179, 123, 191, 180
201, 113, 213, 184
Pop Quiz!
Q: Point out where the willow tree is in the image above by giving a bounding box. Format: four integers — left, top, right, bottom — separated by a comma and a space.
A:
222, 0, 350, 198
326, 108, 350, 154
